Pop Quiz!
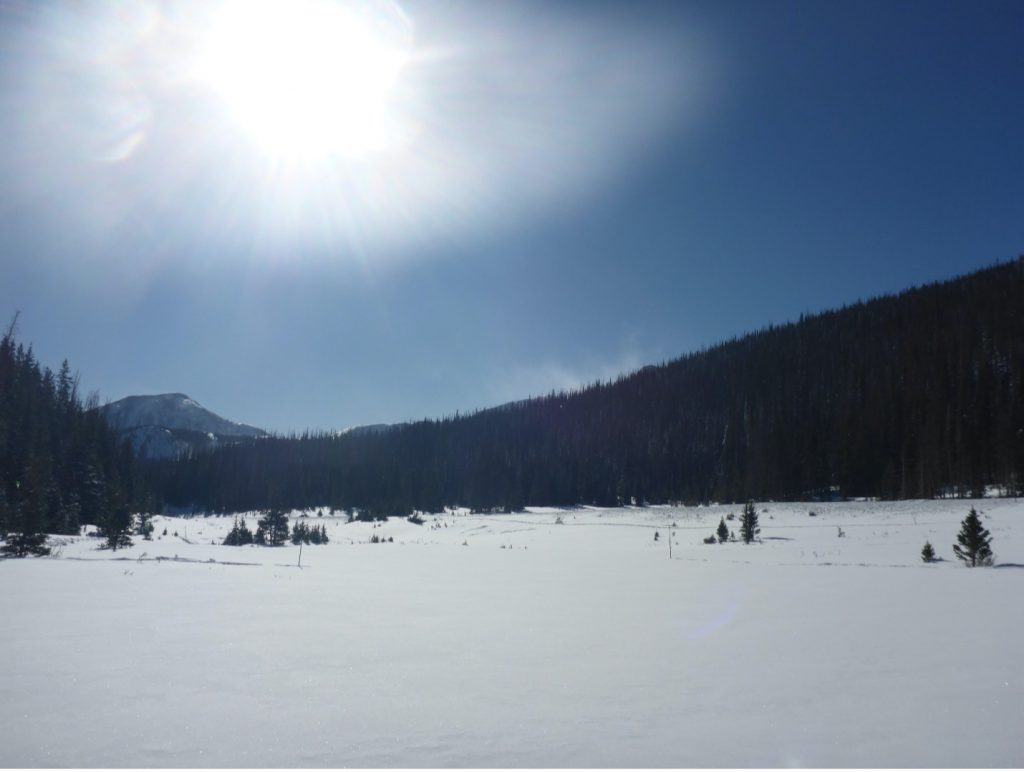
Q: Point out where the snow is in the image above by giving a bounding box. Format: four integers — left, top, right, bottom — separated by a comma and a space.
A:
99, 393, 266, 440
2, 499, 1022, 767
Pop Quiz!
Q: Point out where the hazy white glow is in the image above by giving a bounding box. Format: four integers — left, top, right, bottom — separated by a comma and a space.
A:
7, 1, 712, 266
199, 0, 412, 160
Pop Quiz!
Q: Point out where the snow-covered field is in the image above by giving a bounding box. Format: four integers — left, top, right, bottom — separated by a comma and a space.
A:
2, 499, 1022, 767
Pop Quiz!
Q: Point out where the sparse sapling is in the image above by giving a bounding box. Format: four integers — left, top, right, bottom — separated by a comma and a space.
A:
920, 541, 936, 563
952, 508, 993, 567
740, 501, 759, 544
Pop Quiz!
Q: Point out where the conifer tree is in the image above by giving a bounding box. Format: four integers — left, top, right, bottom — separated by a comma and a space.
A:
1, 321, 147, 545
2, 468, 52, 557
137, 510, 154, 540
717, 517, 729, 543
920, 541, 936, 563
103, 505, 134, 551
257, 508, 289, 546
0, 530, 50, 557
223, 516, 254, 546
952, 508, 993, 567
740, 501, 759, 544
223, 518, 239, 546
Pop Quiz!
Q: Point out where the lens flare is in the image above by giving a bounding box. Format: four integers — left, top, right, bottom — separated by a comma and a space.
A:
5, 0, 706, 265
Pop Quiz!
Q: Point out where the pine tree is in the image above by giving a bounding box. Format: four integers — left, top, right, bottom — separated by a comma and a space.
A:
717, 517, 728, 543
920, 541, 936, 563
0, 322, 148, 542
740, 501, 759, 544
0, 530, 50, 557
3, 462, 52, 557
257, 508, 289, 546
952, 508, 993, 567
0, 487, 9, 536
223, 516, 254, 546
136, 510, 154, 540
56, 359, 76, 412
223, 518, 240, 546
103, 505, 134, 551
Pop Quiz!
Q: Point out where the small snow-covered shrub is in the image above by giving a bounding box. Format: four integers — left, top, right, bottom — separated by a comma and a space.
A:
0, 532, 50, 557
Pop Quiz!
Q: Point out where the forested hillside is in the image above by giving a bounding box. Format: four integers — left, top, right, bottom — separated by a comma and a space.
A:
149, 258, 1024, 513
0, 320, 148, 553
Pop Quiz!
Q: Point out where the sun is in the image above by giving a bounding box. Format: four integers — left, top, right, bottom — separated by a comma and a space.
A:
199, 0, 412, 161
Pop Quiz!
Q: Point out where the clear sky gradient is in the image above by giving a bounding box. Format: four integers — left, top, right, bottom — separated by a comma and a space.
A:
1, 0, 1022, 432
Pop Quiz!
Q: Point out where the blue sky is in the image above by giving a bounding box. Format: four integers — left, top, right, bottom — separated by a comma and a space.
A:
1, 0, 1022, 432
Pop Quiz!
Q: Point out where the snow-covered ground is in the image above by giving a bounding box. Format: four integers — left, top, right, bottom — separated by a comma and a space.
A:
2, 499, 1022, 767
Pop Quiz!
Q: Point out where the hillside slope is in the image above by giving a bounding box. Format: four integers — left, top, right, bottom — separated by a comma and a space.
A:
99, 393, 266, 459
151, 258, 1024, 512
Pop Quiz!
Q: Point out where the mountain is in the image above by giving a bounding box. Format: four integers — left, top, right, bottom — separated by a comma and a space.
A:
336, 423, 405, 437
98, 393, 267, 459
149, 258, 1024, 513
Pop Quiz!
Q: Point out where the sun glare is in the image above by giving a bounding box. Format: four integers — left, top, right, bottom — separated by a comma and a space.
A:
199, 0, 412, 161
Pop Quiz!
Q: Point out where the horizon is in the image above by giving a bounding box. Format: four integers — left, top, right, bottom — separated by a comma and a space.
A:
2, 0, 1022, 433
89, 254, 1023, 434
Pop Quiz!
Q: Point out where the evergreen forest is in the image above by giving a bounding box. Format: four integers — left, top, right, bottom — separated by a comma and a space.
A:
146, 258, 1024, 515
0, 318, 150, 551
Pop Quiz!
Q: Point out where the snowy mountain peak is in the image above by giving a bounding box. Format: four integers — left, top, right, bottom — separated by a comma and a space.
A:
97, 393, 267, 458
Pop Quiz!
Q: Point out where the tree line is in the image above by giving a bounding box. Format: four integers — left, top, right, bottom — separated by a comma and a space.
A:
0, 317, 151, 555
146, 258, 1024, 515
